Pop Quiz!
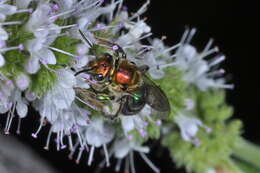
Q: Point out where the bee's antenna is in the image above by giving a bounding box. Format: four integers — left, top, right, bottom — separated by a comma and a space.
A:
75, 68, 93, 76
78, 29, 94, 48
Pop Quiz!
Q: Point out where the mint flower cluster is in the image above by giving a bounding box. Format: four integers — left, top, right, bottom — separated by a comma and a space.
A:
1, 1, 260, 173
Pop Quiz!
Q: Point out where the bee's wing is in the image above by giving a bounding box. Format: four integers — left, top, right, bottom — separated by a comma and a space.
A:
121, 86, 147, 115
74, 87, 105, 112
143, 75, 171, 117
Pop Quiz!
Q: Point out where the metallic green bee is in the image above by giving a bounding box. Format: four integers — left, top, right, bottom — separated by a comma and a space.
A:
75, 30, 170, 119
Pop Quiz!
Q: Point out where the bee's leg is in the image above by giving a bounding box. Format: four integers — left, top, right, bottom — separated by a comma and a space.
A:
96, 93, 115, 101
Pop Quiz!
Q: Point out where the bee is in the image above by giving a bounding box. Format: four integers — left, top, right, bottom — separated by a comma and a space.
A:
74, 30, 170, 119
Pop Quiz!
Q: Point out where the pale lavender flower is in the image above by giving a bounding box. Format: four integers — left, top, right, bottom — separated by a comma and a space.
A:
15, 73, 30, 91
175, 114, 211, 146
175, 28, 233, 91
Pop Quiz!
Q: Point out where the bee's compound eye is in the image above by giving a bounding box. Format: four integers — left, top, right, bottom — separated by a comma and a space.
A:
95, 74, 104, 81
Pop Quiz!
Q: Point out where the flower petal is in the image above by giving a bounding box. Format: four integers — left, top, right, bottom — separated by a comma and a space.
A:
16, 101, 28, 118
26, 57, 40, 74
0, 53, 5, 67
40, 49, 56, 65
0, 27, 8, 40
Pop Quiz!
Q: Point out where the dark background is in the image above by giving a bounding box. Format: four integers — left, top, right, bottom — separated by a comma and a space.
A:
9, 0, 260, 173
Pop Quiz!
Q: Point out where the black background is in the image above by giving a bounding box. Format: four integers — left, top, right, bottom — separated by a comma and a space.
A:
7, 0, 260, 173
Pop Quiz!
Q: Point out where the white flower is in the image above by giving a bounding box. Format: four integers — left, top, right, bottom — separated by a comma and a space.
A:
15, 73, 30, 91
117, 20, 151, 47
113, 138, 149, 159
175, 114, 211, 146
184, 98, 195, 111
0, 76, 15, 114
112, 137, 160, 173
25, 4, 53, 36
25, 4, 61, 73
144, 38, 179, 79
85, 118, 115, 147
25, 35, 58, 73
120, 105, 152, 137
0, 2, 16, 41
0, 77, 28, 134
13, 89, 29, 118
175, 28, 233, 91
0, 2, 17, 22
36, 69, 76, 122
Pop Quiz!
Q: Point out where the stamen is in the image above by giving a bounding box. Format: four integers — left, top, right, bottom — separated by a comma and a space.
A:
56, 132, 61, 151
51, 4, 59, 12
191, 138, 201, 147
203, 39, 214, 53
115, 159, 122, 172
0, 44, 24, 52
127, 134, 133, 140
103, 144, 110, 167
115, 0, 124, 17
158, 62, 177, 69
68, 135, 74, 151
49, 9, 75, 20
60, 131, 67, 150
37, 24, 77, 32
32, 117, 45, 138
48, 46, 76, 57
186, 28, 197, 44
5, 102, 16, 134
108, 0, 114, 20
16, 8, 33, 14
208, 55, 225, 67
200, 47, 219, 59
88, 146, 95, 166
0, 21, 22, 26
159, 43, 180, 56
4, 111, 11, 134
16, 117, 22, 134
77, 0, 102, 12
156, 120, 162, 126
134, 33, 152, 44
139, 153, 160, 173
68, 141, 80, 159
130, 152, 136, 173
76, 147, 84, 164
124, 156, 130, 173
207, 69, 225, 77
44, 129, 52, 150
215, 83, 234, 89
6, 112, 14, 134
139, 129, 147, 137
76, 128, 84, 147
129, 0, 150, 20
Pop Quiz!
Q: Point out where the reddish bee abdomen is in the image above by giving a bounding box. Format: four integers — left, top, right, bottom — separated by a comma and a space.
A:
116, 68, 132, 84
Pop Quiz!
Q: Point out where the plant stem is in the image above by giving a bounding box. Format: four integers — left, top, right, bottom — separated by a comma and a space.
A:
233, 138, 260, 170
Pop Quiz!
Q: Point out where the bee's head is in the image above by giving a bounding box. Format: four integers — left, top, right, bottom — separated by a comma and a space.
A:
88, 53, 114, 82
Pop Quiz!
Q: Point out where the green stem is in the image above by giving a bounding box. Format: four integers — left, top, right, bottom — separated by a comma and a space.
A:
233, 138, 260, 170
